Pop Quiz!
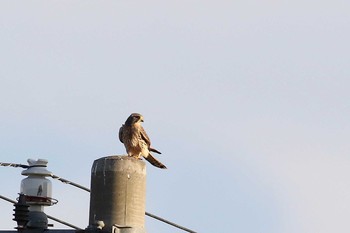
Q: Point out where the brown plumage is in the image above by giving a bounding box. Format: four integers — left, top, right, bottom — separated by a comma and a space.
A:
119, 113, 167, 169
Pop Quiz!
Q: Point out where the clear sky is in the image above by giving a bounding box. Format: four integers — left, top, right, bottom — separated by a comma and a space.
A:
0, 1, 349, 232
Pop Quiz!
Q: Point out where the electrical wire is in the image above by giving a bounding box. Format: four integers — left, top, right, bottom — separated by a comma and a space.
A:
145, 212, 197, 233
0, 162, 88, 192
0, 162, 29, 169
50, 174, 90, 192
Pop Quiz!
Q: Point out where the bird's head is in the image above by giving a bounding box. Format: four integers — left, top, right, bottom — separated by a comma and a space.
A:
125, 113, 144, 125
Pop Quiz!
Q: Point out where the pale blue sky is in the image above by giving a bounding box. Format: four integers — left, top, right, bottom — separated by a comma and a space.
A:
1, 1, 349, 232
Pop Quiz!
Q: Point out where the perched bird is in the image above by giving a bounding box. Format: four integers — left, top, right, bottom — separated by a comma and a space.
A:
119, 113, 167, 169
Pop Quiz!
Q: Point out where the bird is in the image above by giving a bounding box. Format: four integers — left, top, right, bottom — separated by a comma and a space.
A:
119, 113, 167, 169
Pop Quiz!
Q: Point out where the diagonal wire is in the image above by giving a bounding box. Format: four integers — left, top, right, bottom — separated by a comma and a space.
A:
50, 174, 90, 192
0, 195, 82, 230
0, 163, 89, 192
145, 212, 197, 233
0, 162, 29, 169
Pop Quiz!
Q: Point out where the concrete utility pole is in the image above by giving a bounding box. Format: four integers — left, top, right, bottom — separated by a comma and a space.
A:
89, 156, 146, 233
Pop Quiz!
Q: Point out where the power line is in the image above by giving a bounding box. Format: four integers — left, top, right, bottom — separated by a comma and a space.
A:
0, 163, 89, 192
0, 162, 29, 169
50, 174, 90, 192
145, 212, 197, 233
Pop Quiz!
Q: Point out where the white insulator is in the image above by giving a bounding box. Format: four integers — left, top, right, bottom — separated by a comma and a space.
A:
20, 159, 53, 206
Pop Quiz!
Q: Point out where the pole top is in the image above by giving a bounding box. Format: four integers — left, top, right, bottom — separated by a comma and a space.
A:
92, 155, 146, 175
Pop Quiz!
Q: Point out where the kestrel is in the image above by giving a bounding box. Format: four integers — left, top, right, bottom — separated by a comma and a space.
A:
119, 113, 167, 169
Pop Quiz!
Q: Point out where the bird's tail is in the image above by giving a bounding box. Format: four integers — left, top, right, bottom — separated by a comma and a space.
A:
145, 154, 167, 169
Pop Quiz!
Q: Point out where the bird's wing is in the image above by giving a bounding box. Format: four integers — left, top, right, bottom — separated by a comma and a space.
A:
149, 147, 162, 154
140, 126, 162, 154
140, 126, 151, 147
118, 125, 124, 143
